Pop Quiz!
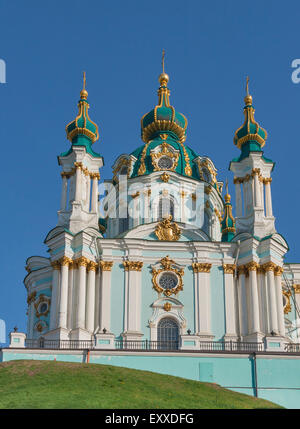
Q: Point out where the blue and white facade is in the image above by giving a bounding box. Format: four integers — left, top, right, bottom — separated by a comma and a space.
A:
19, 69, 300, 353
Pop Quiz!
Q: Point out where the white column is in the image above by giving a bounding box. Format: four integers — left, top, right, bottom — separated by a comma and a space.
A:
86, 174, 91, 211
58, 257, 70, 329
274, 267, 285, 336
193, 263, 213, 338
264, 263, 278, 334
74, 163, 82, 202
243, 181, 248, 215
123, 261, 143, 335
252, 169, 261, 207
264, 178, 273, 217
99, 261, 114, 331
237, 267, 248, 337
50, 261, 60, 330
91, 174, 99, 213
94, 268, 101, 330
223, 264, 237, 337
234, 179, 243, 217
143, 190, 150, 222
247, 262, 260, 334
60, 174, 68, 211
76, 257, 88, 329
86, 262, 97, 332
67, 262, 74, 329
180, 191, 187, 223
260, 178, 265, 214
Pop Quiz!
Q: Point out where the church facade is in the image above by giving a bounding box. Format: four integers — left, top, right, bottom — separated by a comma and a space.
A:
22, 67, 300, 352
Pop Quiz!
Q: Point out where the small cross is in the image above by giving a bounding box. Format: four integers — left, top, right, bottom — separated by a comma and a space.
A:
162, 49, 165, 74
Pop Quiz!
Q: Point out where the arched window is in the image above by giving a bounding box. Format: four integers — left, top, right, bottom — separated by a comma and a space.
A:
158, 197, 174, 220
157, 317, 179, 350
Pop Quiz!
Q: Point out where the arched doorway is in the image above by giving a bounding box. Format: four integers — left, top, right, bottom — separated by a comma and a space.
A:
157, 317, 179, 350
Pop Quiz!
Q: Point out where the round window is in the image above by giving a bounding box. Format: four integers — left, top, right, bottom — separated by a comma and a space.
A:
159, 272, 178, 290
39, 303, 48, 314
157, 156, 174, 170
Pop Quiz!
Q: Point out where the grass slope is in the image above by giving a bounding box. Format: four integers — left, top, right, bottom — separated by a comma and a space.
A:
0, 360, 282, 409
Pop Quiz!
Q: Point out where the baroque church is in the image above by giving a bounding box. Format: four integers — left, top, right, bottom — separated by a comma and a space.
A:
23, 63, 300, 352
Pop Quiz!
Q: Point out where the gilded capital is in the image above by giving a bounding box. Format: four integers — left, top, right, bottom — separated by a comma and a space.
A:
245, 261, 259, 272
274, 266, 284, 276
74, 161, 83, 170
222, 264, 236, 274
76, 256, 89, 267
87, 261, 98, 272
293, 284, 300, 294
192, 262, 212, 273
51, 260, 61, 270
262, 262, 277, 272
99, 260, 114, 271
123, 261, 143, 271
160, 173, 170, 183
237, 265, 247, 276
60, 256, 73, 266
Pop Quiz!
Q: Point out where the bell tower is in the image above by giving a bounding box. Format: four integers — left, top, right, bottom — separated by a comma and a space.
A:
57, 73, 104, 234
229, 78, 275, 238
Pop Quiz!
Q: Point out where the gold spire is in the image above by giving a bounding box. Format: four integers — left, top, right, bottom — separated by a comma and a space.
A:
80, 71, 88, 100
224, 178, 231, 203
159, 49, 169, 86
244, 75, 252, 106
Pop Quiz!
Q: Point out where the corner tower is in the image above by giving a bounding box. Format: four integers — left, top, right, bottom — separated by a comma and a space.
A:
58, 73, 104, 234
230, 78, 275, 238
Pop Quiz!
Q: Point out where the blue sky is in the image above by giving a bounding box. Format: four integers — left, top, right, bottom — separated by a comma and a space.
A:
1, 0, 300, 342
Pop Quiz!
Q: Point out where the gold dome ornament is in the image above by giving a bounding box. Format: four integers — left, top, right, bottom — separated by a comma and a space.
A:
155, 215, 181, 241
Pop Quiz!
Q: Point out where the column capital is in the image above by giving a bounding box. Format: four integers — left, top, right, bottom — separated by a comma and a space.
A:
263, 177, 272, 184
59, 256, 73, 266
99, 260, 114, 271
192, 263, 212, 273
274, 266, 284, 276
61, 171, 72, 178
74, 161, 83, 170
123, 261, 143, 271
87, 261, 98, 272
293, 284, 300, 294
262, 262, 277, 272
251, 168, 261, 176
51, 260, 61, 270
90, 172, 100, 180
245, 261, 259, 272
75, 256, 89, 267
222, 264, 236, 274
237, 265, 247, 276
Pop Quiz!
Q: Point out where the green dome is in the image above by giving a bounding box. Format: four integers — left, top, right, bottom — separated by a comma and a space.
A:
130, 134, 200, 180
141, 74, 187, 144
233, 92, 267, 151
221, 192, 236, 242
66, 87, 99, 145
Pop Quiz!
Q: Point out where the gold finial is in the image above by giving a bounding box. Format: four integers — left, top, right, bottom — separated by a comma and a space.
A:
244, 75, 252, 105
162, 49, 165, 74
159, 49, 169, 86
80, 71, 88, 99
224, 178, 231, 203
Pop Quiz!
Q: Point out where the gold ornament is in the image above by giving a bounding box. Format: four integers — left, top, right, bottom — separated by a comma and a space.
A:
163, 302, 172, 312
152, 256, 184, 297
160, 172, 170, 182
123, 261, 143, 271
155, 215, 181, 241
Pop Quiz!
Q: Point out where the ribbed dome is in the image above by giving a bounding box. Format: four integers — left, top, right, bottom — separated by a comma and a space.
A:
130, 134, 199, 179
141, 73, 187, 144
233, 80, 267, 150
66, 75, 99, 145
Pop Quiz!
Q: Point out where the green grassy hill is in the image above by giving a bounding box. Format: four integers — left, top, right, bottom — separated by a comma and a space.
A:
0, 360, 282, 409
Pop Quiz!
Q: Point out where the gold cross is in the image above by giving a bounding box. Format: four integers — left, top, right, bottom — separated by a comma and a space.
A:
83, 71, 86, 91
162, 49, 165, 74
246, 76, 249, 96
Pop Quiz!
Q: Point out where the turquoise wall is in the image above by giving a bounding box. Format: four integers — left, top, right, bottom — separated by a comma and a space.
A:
2, 349, 300, 409
210, 266, 225, 340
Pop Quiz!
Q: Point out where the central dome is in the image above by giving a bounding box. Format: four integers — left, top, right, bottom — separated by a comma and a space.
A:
141, 73, 188, 144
